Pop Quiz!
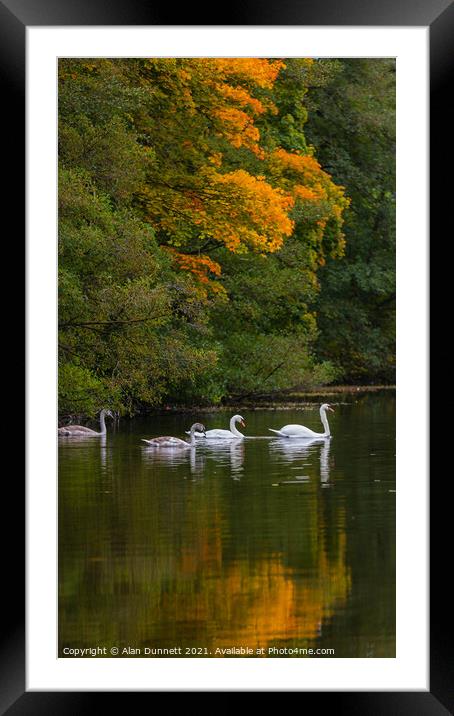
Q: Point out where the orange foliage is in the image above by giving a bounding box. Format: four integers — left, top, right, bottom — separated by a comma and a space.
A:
211, 170, 294, 251
164, 248, 226, 297
137, 57, 348, 278
190, 58, 284, 155
215, 83, 266, 115
272, 147, 322, 174
293, 185, 319, 201
208, 58, 285, 89
142, 168, 295, 257
267, 147, 350, 263
270, 148, 348, 206
213, 107, 263, 156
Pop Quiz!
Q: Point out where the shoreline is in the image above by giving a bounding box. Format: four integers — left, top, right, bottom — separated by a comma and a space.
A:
132, 385, 395, 415
59, 385, 395, 421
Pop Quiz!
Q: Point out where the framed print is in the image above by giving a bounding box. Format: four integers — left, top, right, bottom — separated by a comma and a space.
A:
1, 0, 450, 709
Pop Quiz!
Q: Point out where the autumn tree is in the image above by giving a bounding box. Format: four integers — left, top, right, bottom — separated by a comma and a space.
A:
58, 57, 362, 415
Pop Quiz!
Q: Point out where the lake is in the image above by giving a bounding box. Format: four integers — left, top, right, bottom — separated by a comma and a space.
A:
59, 392, 395, 658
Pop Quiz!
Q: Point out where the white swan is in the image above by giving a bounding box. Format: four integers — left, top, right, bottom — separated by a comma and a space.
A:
141, 422, 206, 448
268, 403, 334, 438
188, 414, 246, 439
58, 409, 114, 436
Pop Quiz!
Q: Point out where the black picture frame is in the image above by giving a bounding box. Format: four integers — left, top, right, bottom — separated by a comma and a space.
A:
2, 0, 449, 710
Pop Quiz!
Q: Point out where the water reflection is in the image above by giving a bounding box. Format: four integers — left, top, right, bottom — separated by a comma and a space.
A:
189, 447, 206, 477
58, 432, 109, 472
320, 439, 330, 484
99, 434, 107, 470
58, 432, 107, 445
201, 440, 245, 480
140, 443, 209, 479
140, 437, 246, 480
269, 437, 331, 484
59, 397, 396, 658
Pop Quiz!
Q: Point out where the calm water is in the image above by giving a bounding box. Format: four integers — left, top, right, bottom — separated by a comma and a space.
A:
59, 393, 395, 658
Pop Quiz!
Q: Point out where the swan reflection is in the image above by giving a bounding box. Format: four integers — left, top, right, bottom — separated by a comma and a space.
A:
142, 439, 246, 479
269, 437, 331, 483
58, 431, 109, 473
99, 433, 108, 470
319, 439, 331, 484
141, 445, 206, 477
141, 445, 193, 466
189, 447, 206, 476
201, 440, 245, 480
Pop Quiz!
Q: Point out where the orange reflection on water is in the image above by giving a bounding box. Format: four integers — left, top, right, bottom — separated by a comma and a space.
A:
162, 530, 351, 654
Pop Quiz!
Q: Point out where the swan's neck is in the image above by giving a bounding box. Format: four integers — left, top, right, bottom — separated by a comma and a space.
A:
189, 430, 196, 446
229, 417, 243, 437
99, 411, 107, 434
320, 408, 330, 437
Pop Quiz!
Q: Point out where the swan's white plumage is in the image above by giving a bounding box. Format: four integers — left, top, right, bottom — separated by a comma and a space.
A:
268, 425, 322, 438
189, 414, 246, 439
268, 404, 334, 439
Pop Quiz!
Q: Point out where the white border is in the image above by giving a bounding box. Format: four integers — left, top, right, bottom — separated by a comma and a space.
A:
27, 26, 428, 691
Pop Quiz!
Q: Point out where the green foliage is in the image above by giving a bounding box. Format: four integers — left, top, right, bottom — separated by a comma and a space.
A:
219, 331, 339, 398
304, 59, 396, 382
208, 242, 329, 397
58, 130, 220, 414
59, 116, 148, 202
58, 363, 116, 417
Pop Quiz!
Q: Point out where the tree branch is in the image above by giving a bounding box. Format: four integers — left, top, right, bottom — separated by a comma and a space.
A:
59, 314, 169, 329
234, 361, 286, 400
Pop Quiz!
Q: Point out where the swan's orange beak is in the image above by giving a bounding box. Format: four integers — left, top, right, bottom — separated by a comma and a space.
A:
241, 420, 246, 427
328, 406, 335, 412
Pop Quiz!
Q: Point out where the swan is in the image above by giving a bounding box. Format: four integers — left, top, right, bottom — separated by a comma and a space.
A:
58, 409, 114, 436
141, 422, 206, 448
268, 403, 334, 438
187, 414, 246, 439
